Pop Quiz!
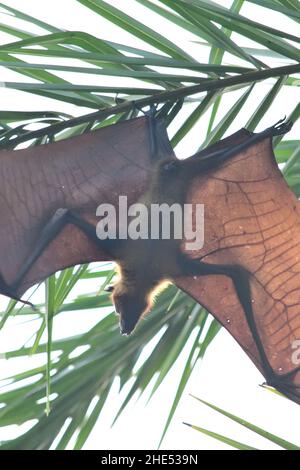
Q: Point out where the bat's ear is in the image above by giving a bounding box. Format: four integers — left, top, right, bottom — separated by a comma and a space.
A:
104, 285, 114, 292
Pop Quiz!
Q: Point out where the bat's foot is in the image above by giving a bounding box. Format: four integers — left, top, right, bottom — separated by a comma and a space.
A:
267, 117, 293, 137
132, 101, 158, 117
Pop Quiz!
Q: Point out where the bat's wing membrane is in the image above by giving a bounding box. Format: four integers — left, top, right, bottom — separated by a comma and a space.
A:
178, 131, 300, 403
0, 116, 174, 294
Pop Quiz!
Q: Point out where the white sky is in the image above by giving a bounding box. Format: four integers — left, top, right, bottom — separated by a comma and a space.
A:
0, 0, 299, 451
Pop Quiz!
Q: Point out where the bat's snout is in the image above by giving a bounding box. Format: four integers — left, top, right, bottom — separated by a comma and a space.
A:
120, 317, 137, 336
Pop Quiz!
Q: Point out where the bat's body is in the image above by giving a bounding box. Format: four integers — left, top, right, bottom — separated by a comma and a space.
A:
1, 113, 299, 405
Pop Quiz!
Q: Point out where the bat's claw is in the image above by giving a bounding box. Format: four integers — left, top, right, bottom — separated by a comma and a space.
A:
271, 118, 293, 136
274, 116, 286, 127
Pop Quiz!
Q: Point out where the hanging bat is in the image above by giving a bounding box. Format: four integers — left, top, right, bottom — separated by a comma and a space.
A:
0, 112, 299, 405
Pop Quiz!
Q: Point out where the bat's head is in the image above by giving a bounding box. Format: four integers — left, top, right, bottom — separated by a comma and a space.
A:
106, 283, 151, 335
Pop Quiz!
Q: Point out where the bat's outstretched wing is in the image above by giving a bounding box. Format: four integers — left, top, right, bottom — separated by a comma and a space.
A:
0, 116, 174, 295
178, 126, 300, 403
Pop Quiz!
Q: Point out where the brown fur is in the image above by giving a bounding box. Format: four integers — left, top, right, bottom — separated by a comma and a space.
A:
108, 157, 189, 335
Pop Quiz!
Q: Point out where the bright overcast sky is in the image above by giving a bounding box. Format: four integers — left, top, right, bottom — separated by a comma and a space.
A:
0, 0, 299, 450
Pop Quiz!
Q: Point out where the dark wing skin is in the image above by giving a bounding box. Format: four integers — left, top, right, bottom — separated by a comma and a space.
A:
178, 124, 300, 404
0, 116, 174, 295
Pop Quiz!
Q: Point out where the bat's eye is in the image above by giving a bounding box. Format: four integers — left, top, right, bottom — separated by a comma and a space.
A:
104, 285, 114, 292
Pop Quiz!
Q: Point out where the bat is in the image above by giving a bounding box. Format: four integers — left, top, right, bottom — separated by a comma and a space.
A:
0, 111, 299, 405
